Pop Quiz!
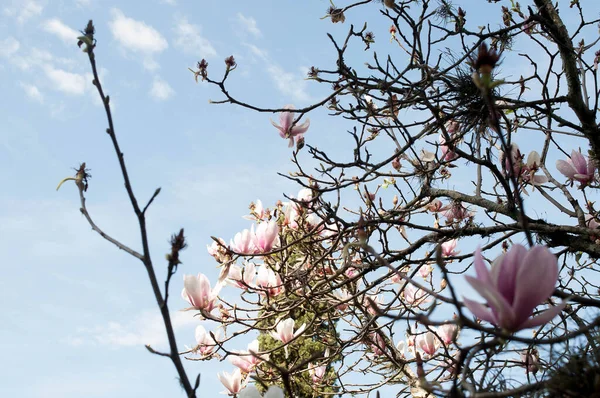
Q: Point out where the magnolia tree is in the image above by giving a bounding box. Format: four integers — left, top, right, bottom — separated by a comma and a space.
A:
59, 0, 600, 397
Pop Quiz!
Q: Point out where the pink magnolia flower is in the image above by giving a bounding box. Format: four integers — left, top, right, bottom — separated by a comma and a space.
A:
243, 199, 265, 221
463, 245, 565, 332
419, 264, 432, 279
520, 348, 540, 374
252, 220, 279, 254
439, 120, 460, 161
500, 143, 525, 177
441, 239, 460, 257
425, 199, 444, 212
522, 151, 548, 185
270, 318, 306, 344
403, 283, 430, 306
308, 363, 327, 384
586, 214, 600, 229
333, 289, 351, 311
367, 332, 387, 357
230, 229, 254, 254
194, 325, 219, 357
256, 266, 283, 297
364, 294, 383, 315
556, 149, 596, 186
415, 331, 438, 357
207, 237, 229, 263
436, 324, 458, 346
181, 273, 222, 312
271, 105, 310, 148
218, 368, 244, 395
441, 201, 473, 223
226, 262, 256, 289
230, 340, 265, 373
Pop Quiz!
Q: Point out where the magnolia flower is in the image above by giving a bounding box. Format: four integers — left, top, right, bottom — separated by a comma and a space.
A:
415, 331, 438, 357
522, 151, 548, 185
271, 318, 306, 344
436, 324, 458, 346
419, 264, 432, 279
239, 385, 284, 398
556, 149, 596, 186
271, 105, 310, 148
395, 340, 406, 358
230, 229, 254, 254
439, 120, 460, 161
207, 237, 229, 263
364, 294, 383, 315
270, 318, 306, 344
243, 199, 265, 221
181, 273, 222, 312
425, 199, 444, 212
367, 332, 387, 357
256, 266, 283, 297
218, 368, 244, 395
333, 289, 351, 311
463, 245, 565, 331
442, 201, 473, 223
308, 363, 327, 384
194, 325, 219, 357
403, 283, 430, 306
520, 348, 540, 374
226, 262, 256, 289
441, 239, 460, 257
586, 214, 600, 229
252, 220, 279, 253
230, 340, 265, 373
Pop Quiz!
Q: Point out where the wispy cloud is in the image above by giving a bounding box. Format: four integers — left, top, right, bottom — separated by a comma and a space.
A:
109, 8, 168, 70
44, 66, 87, 95
267, 64, 311, 102
149, 76, 175, 101
19, 82, 44, 103
243, 44, 311, 103
173, 17, 217, 58
42, 18, 80, 45
236, 13, 261, 38
0, 36, 20, 58
68, 310, 198, 349
3, 0, 43, 25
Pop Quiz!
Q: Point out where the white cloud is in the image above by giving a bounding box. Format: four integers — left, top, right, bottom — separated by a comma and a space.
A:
267, 65, 310, 102
75, 0, 91, 6
3, 0, 43, 24
69, 310, 197, 348
161, 0, 177, 4
0, 36, 20, 57
173, 17, 217, 58
109, 8, 168, 54
44, 66, 87, 95
42, 18, 80, 44
236, 13, 261, 38
11, 47, 76, 70
149, 76, 174, 101
19, 82, 44, 102
242, 44, 311, 102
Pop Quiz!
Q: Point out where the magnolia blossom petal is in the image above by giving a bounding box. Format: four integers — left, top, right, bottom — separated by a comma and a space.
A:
513, 246, 559, 323
519, 302, 567, 329
556, 159, 576, 178
463, 297, 497, 324
492, 244, 527, 303
466, 276, 516, 328
570, 150, 587, 172
473, 248, 492, 285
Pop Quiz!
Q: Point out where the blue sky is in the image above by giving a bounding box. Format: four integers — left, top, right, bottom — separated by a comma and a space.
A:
2, 0, 600, 397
